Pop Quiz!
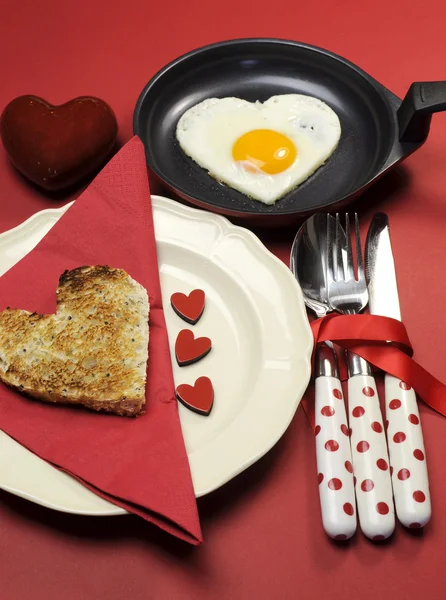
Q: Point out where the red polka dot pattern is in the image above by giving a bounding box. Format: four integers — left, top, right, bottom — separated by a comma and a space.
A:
376, 502, 389, 515
343, 503, 354, 516
315, 425, 321, 436
408, 414, 420, 425
377, 458, 388, 471
345, 460, 353, 473
317, 473, 324, 485
389, 399, 401, 410
352, 406, 365, 417
371, 421, 383, 433
321, 406, 335, 417
399, 381, 411, 390
397, 468, 410, 480
328, 478, 342, 490
361, 479, 374, 492
340, 424, 349, 436
414, 449, 425, 461
357, 440, 370, 453
413, 491, 426, 503
325, 440, 339, 452
393, 431, 406, 443
362, 386, 375, 397
333, 389, 343, 399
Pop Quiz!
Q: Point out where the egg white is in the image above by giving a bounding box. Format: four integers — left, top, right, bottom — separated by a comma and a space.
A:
176, 94, 342, 204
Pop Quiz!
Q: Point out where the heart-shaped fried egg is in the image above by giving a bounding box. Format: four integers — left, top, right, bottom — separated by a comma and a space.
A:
176, 94, 341, 204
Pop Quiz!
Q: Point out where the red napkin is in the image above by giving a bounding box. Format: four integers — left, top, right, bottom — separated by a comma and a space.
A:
0, 135, 202, 545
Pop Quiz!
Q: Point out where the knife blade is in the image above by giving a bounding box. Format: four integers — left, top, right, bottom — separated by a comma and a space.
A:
365, 213, 401, 321
365, 213, 431, 528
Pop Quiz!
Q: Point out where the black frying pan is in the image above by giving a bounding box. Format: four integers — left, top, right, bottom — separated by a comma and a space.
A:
133, 38, 446, 222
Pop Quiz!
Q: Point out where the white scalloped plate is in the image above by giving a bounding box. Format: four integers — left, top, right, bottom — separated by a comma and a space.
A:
0, 195, 312, 515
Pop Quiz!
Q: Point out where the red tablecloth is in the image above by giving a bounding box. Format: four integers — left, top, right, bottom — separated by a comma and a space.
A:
2, 1, 446, 598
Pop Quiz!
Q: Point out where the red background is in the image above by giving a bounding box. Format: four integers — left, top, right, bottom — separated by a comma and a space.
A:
1, 1, 446, 598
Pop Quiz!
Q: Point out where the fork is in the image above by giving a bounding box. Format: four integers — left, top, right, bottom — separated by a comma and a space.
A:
326, 213, 395, 540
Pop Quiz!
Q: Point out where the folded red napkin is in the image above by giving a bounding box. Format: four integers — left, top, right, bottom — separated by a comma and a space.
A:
0, 135, 202, 545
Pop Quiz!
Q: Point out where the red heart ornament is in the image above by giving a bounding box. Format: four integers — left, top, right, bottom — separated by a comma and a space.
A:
171, 289, 205, 324
176, 377, 214, 416
0, 95, 118, 191
175, 329, 212, 366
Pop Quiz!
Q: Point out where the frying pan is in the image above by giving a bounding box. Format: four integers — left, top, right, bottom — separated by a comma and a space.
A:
133, 38, 446, 222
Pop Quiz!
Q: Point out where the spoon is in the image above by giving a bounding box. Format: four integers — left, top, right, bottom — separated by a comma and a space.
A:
290, 213, 330, 319
290, 214, 357, 540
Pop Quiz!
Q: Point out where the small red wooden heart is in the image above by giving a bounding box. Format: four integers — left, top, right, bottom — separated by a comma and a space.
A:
176, 377, 214, 416
175, 329, 212, 366
0, 95, 118, 191
171, 289, 205, 324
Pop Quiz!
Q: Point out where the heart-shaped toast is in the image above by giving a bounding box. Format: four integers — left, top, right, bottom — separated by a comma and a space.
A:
170, 289, 205, 324
175, 329, 212, 366
0, 266, 149, 416
176, 377, 214, 416
0, 95, 118, 191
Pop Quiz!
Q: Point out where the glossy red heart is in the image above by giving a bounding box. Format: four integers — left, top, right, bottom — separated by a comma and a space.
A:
170, 289, 205, 324
176, 377, 214, 416
175, 329, 212, 366
0, 95, 118, 191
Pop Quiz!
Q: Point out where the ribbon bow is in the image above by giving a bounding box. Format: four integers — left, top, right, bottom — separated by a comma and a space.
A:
310, 313, 446, 417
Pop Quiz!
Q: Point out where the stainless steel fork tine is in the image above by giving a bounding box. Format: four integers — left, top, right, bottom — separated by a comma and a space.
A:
335, 213, 343, 282
345, 213, 355, 281
355, 213, 365, 282
326, 212, 368, 315
326, 213, 335, 283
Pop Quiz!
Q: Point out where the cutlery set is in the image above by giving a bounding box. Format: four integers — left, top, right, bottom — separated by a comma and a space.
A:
291, 212, 431, 540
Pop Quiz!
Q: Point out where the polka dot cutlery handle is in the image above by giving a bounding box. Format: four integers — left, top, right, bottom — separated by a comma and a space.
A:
385, 374, 431, 528
348, 374, 395, 540
315, 375, 357, 540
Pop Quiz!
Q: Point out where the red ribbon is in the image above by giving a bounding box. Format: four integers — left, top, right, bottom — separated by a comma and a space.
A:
308, 313, 446, 417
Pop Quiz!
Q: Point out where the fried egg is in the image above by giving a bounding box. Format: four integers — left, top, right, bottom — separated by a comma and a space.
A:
176, 94, 341, 204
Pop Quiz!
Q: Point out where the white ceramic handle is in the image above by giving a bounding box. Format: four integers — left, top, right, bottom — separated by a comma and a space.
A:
384, 373, 431, 528
348, 374, 395, 540
315, 376, 357, 540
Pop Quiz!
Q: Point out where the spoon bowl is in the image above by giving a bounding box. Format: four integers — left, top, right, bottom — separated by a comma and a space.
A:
290, 213, 331, 318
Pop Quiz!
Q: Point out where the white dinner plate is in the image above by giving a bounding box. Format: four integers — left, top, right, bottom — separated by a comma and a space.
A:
0, 195, 313, 515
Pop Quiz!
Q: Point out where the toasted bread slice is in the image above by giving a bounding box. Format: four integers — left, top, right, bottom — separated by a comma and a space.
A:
0, 266, 149, 416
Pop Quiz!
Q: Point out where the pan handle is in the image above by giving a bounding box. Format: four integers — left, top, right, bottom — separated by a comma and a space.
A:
397, 81, 446, 143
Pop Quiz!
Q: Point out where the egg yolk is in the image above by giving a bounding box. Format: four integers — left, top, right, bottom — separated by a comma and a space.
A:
232, 129, 297, 174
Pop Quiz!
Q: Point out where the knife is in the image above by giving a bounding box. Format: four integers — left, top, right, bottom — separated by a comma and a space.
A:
365, 213, 431, 528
